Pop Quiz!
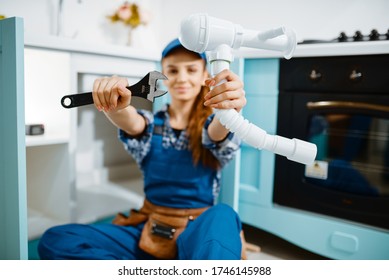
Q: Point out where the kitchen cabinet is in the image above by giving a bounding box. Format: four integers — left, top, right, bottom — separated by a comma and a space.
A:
71, 53, 154, 224
24, 39, 159, 242
24, 48, 72, 240
0, 17, 28, 260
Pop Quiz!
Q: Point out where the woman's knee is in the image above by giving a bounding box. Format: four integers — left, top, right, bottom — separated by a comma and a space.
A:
38, 224, 84, 259
177, 204, 242, 259
204, 203, 241, 226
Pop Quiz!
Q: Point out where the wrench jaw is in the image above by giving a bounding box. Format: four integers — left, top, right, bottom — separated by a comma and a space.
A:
147, 89, 168, 102
149, 70, 168, 81
147, 71, 168, 102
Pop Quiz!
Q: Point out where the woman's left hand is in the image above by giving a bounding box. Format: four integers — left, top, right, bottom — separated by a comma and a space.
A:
204, 69, 246, 112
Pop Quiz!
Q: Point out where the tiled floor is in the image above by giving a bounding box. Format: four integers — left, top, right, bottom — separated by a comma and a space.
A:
243, 224, 328, 260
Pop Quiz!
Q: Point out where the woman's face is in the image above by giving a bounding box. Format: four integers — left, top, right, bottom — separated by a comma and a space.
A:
162, 48, 207, 103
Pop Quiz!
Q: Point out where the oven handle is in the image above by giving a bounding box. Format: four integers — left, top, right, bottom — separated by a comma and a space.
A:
307, 101, 389, 114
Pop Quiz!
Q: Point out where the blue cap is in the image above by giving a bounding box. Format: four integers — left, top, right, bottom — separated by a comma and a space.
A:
161, 38, 207, 61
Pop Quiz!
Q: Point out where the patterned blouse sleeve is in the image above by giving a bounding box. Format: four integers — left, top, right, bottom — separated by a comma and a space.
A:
118, 109, 154, 166
202, 114, 241, 168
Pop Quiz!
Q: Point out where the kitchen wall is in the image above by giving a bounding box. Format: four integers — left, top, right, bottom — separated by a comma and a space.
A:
0, 0, 162, 49
1, 0, 388, 50
157, 0, 389, 47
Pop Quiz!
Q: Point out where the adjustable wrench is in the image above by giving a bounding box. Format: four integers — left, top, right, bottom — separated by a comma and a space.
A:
61, 71, 168, 108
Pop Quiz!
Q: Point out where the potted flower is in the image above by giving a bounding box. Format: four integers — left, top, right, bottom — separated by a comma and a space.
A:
108, 1, 151, 46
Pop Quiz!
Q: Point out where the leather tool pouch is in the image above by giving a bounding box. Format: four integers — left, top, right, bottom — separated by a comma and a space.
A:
112, 200, 208, 259
139, 212, 189, 259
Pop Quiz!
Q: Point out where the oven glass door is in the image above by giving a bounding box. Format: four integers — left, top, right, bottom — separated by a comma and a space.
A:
274, 93, 389, 230
306, 102, 389, 197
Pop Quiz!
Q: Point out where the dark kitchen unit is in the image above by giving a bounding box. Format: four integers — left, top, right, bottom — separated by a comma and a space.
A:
274, 54, 389, 230
232, 33, 389, 260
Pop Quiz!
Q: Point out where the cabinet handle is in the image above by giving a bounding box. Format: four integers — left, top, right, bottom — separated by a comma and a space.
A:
309, 69, 322, 81
349, 70, 362, 82
307, 101, 389, 114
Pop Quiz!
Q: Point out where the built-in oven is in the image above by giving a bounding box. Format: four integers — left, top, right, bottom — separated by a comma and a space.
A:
274, 54, 389, 230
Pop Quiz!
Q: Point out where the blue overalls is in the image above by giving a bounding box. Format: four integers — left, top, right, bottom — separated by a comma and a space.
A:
143, 113, 216, 208
38, 112, 242, 260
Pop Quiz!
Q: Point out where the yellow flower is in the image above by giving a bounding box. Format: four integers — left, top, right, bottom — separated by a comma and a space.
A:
108, 2, 150, 29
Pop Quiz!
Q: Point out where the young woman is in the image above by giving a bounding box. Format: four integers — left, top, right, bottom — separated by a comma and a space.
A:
38, 38, 247, 260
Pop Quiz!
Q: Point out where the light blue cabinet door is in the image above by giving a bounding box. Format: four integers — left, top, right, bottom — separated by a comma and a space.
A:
218, 59, 245, 211
219, 58, 279, 211
0, 17, 28, 260
238, 59, 279, 211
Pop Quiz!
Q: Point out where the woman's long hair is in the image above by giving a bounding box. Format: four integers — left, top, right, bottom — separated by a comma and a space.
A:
187, 85, 220, 170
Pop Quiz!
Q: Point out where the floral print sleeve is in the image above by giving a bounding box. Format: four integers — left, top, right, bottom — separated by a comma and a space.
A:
202, 114, 241, 168
118, 109, 154, 166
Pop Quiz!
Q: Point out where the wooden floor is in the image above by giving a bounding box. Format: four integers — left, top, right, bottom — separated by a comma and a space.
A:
243, 224, 328, 260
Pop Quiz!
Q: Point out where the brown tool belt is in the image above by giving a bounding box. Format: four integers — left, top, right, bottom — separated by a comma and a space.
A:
112, 199, 210, 259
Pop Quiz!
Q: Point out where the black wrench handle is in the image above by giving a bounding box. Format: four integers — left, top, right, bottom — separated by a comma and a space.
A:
61, 91, 94, 108
61, 81, 149, 109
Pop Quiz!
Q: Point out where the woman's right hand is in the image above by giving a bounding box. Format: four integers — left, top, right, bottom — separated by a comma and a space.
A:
92, 76, 132, 112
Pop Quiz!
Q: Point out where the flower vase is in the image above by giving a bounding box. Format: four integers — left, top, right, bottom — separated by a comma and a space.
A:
127, 28, 133, 46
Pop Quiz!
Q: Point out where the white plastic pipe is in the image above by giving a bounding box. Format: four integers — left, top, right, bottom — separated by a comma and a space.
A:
179, 13, 317, 165
214, 108, 317, 165
179, 13, 297, 59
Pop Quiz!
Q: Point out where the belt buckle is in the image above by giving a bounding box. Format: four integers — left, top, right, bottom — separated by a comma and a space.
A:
151, 222, 176, 239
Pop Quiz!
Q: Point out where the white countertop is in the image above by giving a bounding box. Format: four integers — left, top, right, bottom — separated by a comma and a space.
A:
24, 34, 160, 61
235, 40, 389, 59
25, 34, 389, 60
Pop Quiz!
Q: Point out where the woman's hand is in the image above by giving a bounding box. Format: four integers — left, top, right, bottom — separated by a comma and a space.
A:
204, 69, 246, 112
92, 76, 146, 135
92, 76, 132, 112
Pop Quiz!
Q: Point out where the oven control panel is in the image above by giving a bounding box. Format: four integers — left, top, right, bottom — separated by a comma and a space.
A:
279, 54, 389, 94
